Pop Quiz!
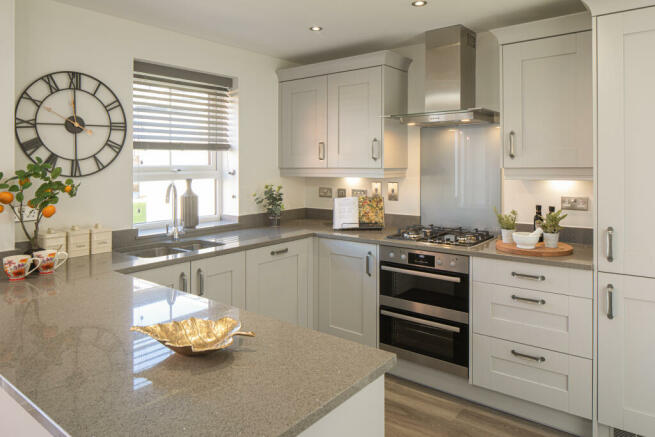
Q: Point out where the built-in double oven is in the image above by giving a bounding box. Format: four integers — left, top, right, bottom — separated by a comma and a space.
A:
379, 245, 469, 378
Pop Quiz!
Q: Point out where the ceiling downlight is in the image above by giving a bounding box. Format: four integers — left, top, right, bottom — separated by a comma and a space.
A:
411, 1, 428, 6
309, 26, 323, 31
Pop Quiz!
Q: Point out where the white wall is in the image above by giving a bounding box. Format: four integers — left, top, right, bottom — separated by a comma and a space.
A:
503, 180, 593, 228
304, 32, 500, 217
13, 0, 305, 242
0, 0, 15, 251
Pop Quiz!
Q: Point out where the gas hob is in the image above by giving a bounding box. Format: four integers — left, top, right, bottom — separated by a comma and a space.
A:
386, 225, 494, 247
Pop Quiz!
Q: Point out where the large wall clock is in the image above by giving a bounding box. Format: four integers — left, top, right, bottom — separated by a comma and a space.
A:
15, 71, 127, 177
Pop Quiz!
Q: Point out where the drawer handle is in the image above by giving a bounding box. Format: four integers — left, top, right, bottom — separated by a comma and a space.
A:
270, 248, 289, 256
606, 284, 614, 320
511, 295, 546, 305
511, 349, 545, 363
366, 251, 372, 277
380, 310, 460, 333
508, 130, 516, 159
606, 227, 614, 262
511, 272, 545, 281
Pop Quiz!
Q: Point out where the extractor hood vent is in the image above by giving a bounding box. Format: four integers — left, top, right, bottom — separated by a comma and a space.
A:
388, 25, 499, 127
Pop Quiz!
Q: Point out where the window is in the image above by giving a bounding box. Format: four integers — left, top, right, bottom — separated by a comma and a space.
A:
132, 61, 236, 228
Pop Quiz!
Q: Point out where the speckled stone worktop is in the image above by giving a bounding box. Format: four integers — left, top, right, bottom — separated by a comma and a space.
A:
0, 256, 395, 436
113, 219, 593, 272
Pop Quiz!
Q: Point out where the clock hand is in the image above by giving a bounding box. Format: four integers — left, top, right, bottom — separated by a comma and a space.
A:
44, 106, 93, 135
70, 95, 78, 125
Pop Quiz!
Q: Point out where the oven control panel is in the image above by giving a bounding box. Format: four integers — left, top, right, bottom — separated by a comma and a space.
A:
380, 245, 469, 274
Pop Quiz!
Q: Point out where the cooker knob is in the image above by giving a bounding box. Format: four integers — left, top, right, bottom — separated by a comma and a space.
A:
436, 259, 443, 265
400, 253, 407, 260
450, 260, 457, 267
388, 252, 395, 258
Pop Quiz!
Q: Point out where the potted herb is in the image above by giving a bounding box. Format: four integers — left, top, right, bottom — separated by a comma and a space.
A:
540, 209, 568, 248
494, 207, 518, 244
253, 184, 284, 227
0, 158, 80, 252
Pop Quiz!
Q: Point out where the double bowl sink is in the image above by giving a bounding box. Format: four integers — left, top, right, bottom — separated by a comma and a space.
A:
121, 240, 225, 258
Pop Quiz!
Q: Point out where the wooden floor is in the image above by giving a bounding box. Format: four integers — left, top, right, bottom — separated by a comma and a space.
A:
385, 375, 575, 437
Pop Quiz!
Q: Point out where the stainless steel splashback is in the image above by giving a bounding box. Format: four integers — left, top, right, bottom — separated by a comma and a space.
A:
420, 125, 501, 230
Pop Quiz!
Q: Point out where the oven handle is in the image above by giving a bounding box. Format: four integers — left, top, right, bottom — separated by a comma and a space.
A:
381, 265, 461, 283
380, 309, 461, 333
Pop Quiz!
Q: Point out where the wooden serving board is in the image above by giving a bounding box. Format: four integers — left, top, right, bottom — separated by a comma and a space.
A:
495, 239, 574, 257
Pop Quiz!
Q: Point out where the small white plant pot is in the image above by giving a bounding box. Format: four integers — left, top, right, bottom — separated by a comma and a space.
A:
501, 229, 515, 244
543, 232, 560, 248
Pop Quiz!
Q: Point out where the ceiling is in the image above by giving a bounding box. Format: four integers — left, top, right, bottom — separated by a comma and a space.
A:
52, 0, 587, 63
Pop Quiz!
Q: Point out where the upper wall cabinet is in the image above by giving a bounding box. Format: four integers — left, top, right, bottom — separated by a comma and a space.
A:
278, 51, 411, 178
492, 13, 593, 180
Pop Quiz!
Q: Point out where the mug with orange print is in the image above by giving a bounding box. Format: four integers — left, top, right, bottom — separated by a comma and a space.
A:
33, 250, 68, 275
3, 255, 41, 281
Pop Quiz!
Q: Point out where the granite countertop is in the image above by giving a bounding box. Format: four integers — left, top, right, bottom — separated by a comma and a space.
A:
0, 258, 395, 436
113, 219, 593, 272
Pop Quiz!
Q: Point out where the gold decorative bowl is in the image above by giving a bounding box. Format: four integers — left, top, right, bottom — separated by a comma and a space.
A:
130, 317, 255, 356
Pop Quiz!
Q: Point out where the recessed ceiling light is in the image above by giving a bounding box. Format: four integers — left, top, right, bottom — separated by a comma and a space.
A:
411, 1, 428, 6
460, 118, 471, 122
309, 26, 323, 31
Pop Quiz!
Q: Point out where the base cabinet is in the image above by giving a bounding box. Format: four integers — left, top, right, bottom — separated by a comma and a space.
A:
598, 273, 655, 435
190, 252, 246, 308
131, 263, 191, 293
245, 238, 312, 328
318, 239, 377, 347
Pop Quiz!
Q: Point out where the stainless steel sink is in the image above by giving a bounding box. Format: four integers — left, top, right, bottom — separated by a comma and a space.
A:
125, 246, 189, 258
121, 239, 224, 258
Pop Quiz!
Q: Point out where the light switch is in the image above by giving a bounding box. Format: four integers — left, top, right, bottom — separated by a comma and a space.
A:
561, 196, 589, 211
318, 187, 333, 198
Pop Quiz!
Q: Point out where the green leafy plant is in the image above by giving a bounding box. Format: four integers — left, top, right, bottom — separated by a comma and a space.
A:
253, 184, 284, 217
494, 207, 518, 230
0, 158, 80, 250
540, 209, 568, 234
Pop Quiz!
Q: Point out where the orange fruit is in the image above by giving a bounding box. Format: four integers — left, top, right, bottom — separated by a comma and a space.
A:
27, 200, 35, 208
0, 192, 13, 204
42, 205, 56, 218
64, 185, 72, 193
19, 178, 29, 186
0, 205, 4, 213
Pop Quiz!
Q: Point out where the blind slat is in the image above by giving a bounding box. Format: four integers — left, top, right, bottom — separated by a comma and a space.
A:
133, 141, 231, 151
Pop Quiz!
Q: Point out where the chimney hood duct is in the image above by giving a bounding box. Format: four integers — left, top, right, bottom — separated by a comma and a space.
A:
388, 25, 499, 127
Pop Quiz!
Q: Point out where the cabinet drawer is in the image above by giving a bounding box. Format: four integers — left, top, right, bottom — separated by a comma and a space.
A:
472, 257, 591, 298
473, 282, 591, 358
473, 334, 591, 419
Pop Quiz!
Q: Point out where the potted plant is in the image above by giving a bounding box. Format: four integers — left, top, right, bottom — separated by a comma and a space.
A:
494, 207, 518, 244
253, 184, 284, 227
540, 209, 568, 248
0, 158, 80, 252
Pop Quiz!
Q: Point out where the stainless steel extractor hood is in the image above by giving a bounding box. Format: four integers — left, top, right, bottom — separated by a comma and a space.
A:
388, 25, 499, 127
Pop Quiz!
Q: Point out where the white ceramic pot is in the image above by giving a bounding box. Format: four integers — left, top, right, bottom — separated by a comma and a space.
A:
500, 229, 514, 244
543, 232, 560, 248
512, 232, 540, 249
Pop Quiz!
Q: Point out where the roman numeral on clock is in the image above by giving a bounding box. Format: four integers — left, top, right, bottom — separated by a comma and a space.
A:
22, 92, 42, 107
106, 140, 122, 153
110, 122, 126, 131
93, 155, 105, 170
67, 72, 82, 89
44, 153, 58, 169
71, 159, 82, 177
21, 137, 43, 156
16, 118, 36, 129
104, 100, 121, 111
41, 74, 60, 93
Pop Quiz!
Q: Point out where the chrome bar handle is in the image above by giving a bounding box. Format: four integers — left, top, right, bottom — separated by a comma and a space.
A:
318, 141, 325, 161
606, 227, 614, 262
511, 295, 546, 305
197, 268, 204, 296
270, 248, 289, 256
511, 349, 545, 363
179, 272, 187, 292
381, 265, 461, 283
380, 310, 460, 333
366, 251, 372, 277
371, 138, 379, 161
508, 131, 516, 159
511, 272, 545, 281
606, 284, 614, 320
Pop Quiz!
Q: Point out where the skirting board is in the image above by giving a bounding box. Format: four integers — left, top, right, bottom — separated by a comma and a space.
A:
389, 358, 592, 437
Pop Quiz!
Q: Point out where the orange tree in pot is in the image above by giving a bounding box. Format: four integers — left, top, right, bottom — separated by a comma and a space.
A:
0, 157, 80, 252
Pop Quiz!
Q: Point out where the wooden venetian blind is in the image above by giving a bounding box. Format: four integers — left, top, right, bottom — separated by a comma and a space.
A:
133, 60, 235, 150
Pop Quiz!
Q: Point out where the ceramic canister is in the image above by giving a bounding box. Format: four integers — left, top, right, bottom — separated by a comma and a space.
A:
3, 255, 41, 281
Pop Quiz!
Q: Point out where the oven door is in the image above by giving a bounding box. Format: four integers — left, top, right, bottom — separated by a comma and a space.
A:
379, 262, 469, 324
379, 306, 469, 377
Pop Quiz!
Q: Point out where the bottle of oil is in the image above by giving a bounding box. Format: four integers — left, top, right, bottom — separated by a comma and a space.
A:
534, 205, 544, 242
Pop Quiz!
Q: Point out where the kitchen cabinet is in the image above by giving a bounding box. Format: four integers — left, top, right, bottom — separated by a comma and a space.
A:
491, 13, 593, 179
131, 263, 191, 293
279, 76, 327, 168
597, 7, 655, 278
190, 252, 245, 308
277, 50, 410, 178
318, 239, 377, 347
245, 238, 312, 328
598, 273, 655, 435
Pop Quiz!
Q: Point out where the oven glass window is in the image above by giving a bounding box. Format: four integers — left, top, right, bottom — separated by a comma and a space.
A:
380, 263, 469, 312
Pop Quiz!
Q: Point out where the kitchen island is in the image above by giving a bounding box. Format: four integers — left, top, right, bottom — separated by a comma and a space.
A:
0, 259, 394, 436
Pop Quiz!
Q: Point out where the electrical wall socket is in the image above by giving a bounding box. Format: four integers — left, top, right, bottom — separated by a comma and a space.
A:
351, 189, 367, 197
336, 188, 347, 198
561, 196, 589, 211
13, 205, 38, 222
318, 187, 333, 198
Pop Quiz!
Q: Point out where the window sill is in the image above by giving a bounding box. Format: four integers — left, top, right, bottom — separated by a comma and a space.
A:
135, 218, 239, 238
